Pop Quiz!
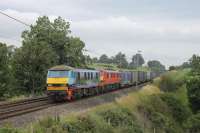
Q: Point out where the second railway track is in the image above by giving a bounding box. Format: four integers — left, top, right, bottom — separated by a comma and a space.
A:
0, 96, 53, 120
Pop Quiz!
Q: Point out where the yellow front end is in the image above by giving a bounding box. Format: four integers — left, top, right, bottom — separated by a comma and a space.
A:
47, 77, 69, 91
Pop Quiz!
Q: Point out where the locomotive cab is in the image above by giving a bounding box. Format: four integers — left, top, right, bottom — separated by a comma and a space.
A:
46, 65, 75, 101
47, 70, 69, 89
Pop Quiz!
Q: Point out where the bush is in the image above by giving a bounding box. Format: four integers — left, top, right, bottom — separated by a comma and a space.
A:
63, 114, 113, 133
160, 94, 192, 125
149, 112, 177, 133
97, 106, 143, 133
0, 124, 20, 133
174, 86, 189, 106
137, 93, 191, 133
158, 71, 186, 92
137, 94, 175, 132
186, 75, 200, 113
185, 113, 200, 133
138, 94, 169, 115
0, 128, 20, 133
26, 116, 66, 133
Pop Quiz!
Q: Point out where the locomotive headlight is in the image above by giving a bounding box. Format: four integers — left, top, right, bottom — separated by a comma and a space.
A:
47, 84, 53, 87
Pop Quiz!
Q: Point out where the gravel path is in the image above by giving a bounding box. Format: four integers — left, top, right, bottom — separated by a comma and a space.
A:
0, 85, 145, 128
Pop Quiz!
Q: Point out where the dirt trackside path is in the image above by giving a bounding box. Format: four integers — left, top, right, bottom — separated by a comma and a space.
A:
0, 84, 147, 127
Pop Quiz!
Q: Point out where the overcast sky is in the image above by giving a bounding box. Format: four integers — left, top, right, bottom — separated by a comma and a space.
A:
1, 0, 200, 67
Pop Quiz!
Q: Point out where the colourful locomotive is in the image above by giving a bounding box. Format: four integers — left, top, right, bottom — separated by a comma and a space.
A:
47, 65, 158, 101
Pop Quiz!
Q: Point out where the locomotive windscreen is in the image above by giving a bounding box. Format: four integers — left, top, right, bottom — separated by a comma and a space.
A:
47, 70, 69, 78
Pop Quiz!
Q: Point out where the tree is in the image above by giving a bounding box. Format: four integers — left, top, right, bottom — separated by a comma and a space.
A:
92, 57, 98, 63
12, 16, 87, 94
129, 53, 145, 68
85, 55, 93, 65
186, 55, 200, 113
12, 42, 57, 94
22, 16, 85, 66
181, 62, 191, 69
189, 55, 200, 75
0, 43, 14, 98
112, 52, 128, 68
65, 37, 86, 67
148, 60, 166, 72
98, 54, 111, 64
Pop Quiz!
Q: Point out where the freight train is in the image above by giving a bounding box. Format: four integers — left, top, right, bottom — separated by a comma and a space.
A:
46, 65, 159, 101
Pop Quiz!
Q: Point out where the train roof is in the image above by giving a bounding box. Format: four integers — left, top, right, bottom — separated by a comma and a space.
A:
74, 69, 99, 73
49, 65, 74, 71
48, 65, 151, 73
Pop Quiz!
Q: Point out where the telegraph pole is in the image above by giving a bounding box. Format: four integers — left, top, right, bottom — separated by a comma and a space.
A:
136, 50, 141, 89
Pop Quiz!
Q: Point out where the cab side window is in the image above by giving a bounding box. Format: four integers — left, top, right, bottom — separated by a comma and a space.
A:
84, 72, 87, 80
96, 73, 98, 79
73, 72, 75, 78
91, 72, 93, 79
88, 72, 90, 80
77, 72, 80, 80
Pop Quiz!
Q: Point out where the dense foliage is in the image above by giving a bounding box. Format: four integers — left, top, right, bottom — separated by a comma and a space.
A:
0, 43, 14, 98
185, 113, 200, 133
158, 70, 187, 92
12, 43, 57, 94
21, 16, 86, 67
153, 67, 200, 133
186, 55, 200, 113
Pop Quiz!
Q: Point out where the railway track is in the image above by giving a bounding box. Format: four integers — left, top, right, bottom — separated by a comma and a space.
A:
0, 96, 53, 120
0, 83, 148, 121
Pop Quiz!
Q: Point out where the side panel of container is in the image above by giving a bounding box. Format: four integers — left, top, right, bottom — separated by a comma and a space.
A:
131, 71, 138, 84
144, 72, 147, 81
120, 71, 132, 85
147, 71, 151, 81
138, 71, 143, 83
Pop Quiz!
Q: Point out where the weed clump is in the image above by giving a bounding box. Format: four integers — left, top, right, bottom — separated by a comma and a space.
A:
62, 113, 113, 133
96, 106, 143, 133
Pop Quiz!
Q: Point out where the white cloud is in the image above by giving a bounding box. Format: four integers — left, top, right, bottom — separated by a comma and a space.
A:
0, 9, 57, 46
71, 16, 200, 67
0, 8, 200, 67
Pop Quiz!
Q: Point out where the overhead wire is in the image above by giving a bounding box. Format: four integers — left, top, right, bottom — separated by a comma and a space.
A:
0, 10, 31, 27
0, 10, 134, 59
0, 10, 31, 45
